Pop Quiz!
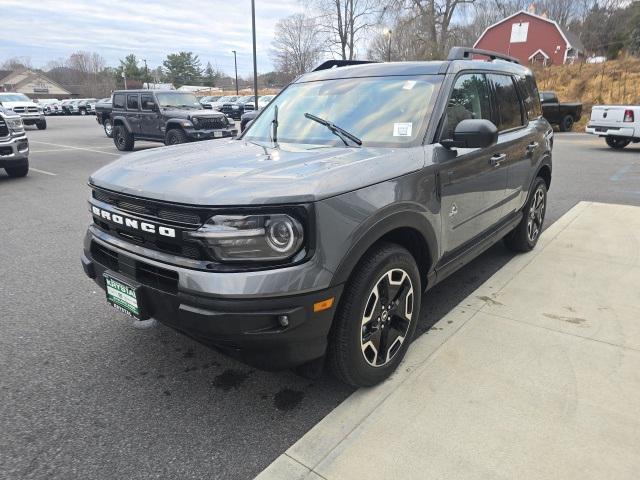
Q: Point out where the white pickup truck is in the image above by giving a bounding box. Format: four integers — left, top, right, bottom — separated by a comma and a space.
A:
585, 105, 639, 149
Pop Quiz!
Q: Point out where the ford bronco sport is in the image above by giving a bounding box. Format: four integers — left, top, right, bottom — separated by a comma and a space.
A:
110, 90, 237, 151
82, 48, 552, 387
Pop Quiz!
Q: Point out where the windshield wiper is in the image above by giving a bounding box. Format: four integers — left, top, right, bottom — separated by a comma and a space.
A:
271, 105, 279, 147
304, 113, 362, 146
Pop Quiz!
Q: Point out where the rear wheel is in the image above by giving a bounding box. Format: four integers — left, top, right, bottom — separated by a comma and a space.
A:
328, 242, 420, 387
36, 120, 47, 130
5, 161, 29, 177
165, 128, 188, 145
113, 125, 135, 151
103, 118, 113, 138
559, 115, 574, 132
80, 108, 87, 116
605, 136, 631, 149
504, 177, 547, 252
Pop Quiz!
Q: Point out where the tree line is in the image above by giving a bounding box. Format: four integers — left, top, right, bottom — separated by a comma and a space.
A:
272, 0, 640, 80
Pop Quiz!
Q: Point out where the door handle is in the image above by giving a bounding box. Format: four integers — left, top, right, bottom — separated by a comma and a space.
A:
526, 142, 539, 153
490, 153, 506, 167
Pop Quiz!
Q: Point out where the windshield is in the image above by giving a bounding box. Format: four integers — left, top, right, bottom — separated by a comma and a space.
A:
0, 93, 31, 102
244, 76, 440, 147
155, 92, 202, 109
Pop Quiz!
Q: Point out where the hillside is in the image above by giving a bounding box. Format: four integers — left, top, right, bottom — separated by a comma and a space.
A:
532, 56, 640, 129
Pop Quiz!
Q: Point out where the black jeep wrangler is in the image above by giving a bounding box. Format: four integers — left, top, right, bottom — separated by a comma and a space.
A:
110, 90, 237, 151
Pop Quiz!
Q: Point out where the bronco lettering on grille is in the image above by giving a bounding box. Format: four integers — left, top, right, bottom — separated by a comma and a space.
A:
92, 205, 176, 238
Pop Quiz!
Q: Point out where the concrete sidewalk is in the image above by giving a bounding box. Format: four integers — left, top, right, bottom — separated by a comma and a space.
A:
256, 202, 640, 480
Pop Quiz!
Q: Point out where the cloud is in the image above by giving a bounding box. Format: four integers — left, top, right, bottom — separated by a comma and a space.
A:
0, 0, 303, 75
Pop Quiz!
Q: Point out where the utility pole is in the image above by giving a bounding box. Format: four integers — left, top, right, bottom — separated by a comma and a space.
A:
143, 59, 149, 88
383, 28, 392, 62
251, 0, 259, 109
121, 71, 127, 90
232, 50, 239, 95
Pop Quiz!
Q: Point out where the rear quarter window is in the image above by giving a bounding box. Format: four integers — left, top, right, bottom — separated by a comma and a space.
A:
515, 74, 542, 120
489, 74, 524, 131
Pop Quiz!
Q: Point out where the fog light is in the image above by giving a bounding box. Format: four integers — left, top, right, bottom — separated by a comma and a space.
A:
278, 315, 289, 327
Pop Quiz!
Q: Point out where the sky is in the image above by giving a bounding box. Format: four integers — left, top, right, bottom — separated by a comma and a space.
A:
0, 0, 304, 77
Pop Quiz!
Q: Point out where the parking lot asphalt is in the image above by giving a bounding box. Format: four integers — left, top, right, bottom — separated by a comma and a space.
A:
2, 116, 640, 480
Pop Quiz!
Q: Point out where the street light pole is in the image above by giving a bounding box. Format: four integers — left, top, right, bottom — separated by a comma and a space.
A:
383, 28, 393, 62
232, 50, 239, 95
251, 0, 259, 110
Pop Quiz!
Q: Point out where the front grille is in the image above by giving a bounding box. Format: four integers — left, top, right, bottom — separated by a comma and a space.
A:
13, 107, 25, 113
91, 241, 179, 294
0, 146, 13, 156
196, 117, 227, 130
91, 187, 210, 261
27, 107, 38, 113
0, 119, 8, 137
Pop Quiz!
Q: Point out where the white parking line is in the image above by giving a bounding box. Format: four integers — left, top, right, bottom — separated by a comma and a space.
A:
29, 141, 120, 156
30, 167, 57, 176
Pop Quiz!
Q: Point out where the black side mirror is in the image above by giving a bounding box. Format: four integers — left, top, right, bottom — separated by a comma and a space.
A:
441, 119, 498, 149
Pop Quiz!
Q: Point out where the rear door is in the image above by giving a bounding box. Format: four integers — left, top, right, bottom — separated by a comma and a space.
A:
437, 72, 509, 256
488, 73, 534, 216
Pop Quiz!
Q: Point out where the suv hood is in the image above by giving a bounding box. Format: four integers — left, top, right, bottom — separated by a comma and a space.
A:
161, 108, 225, 120
1, 101, 38, 109
89, 140, 424, 206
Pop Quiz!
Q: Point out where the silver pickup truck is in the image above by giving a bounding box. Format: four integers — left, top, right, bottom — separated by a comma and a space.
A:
0, 107, 29, 177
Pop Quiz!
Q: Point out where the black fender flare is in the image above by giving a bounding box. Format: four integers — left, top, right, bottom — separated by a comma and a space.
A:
330, 206, 439, 289
111, 115, 132, 133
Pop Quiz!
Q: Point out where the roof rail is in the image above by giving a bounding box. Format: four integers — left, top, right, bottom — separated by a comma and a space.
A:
447, 47, 520, 65
312, 60, 377, 72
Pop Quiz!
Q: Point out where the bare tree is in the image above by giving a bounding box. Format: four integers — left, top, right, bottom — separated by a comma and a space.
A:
1, 56, 32, 71
271, 14, 324, 77
314, 0, 381, 60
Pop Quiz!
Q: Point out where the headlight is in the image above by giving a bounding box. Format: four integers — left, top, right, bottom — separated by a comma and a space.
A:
180, 120, 193, 127
232, 105, 239, 109
6, 117, 24, 132
188, 214, 304, 262
191, 117, 199, 126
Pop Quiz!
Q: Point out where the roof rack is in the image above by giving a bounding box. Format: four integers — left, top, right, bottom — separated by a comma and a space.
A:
312, 60, 377, 72
447, 47, 520, 65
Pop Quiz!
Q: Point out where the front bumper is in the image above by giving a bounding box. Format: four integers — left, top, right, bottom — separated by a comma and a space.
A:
184, 126, 238, 140
82, 231, 341, 369
0, 134, 29, 167
585, 124, 636, 138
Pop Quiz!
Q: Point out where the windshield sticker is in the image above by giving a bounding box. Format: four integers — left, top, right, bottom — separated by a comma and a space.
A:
402, 80, 417, 90
393, 123, 413, 136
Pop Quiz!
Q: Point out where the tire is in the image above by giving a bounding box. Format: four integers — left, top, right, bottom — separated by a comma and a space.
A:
328, 242, 421, 387
5, 161, 29, 178
103, 119, 113, 138
605, 136, 631, 150
113, 125, 135, 151
559, 115, 574, 132
165, 128, 188, 146
36, 120, 47, 130
504, 177, 547, 253
80, 109, 87, 116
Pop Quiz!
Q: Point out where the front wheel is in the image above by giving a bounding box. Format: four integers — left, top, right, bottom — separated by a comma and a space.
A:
605, 136, 631, 150
559, 115, 574, 132
165, 128, 188, 145
328, 242, 421, 387
504, 177, 547, 252
103, 119, 113, 138
80, 109, 87, 116
36, 120, 47, 130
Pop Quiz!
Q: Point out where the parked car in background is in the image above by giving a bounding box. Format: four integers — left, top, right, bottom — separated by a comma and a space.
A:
78, 99, 97, 115
240, 109, 260, 132
82, 48, 553, 387
586, 105, 640, 149
258, 95, 275, 109
37, 98, 60, 115
199, 96, 221, 109
0, 92, 47, 129
540, 91, 582, 132
110, 90, 237, 150
208, 95, 238, 111
221, 95, 255, 120
60, 99, 75, 115
0, 106, 29, 177
95, 97, 113, 137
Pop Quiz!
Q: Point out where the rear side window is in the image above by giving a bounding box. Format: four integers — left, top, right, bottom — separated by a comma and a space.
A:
489, 74, 524, 131
127, 94, 139, 110
141, 94, 155, 111
515, 74, 542, 119
113, 94, 125, 109
441, 73, 492, 140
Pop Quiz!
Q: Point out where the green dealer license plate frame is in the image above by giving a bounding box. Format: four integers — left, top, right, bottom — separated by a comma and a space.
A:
103, 272, 148, 320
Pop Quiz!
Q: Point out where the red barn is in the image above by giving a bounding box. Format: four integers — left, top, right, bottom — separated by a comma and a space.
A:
474, 10, 584, 66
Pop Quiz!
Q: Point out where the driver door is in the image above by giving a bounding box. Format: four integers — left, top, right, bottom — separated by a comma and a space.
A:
139, 93, 162, 138
437, 73, 509, 257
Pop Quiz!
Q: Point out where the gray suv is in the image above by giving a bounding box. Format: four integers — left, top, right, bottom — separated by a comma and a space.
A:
81, 48, 552, 387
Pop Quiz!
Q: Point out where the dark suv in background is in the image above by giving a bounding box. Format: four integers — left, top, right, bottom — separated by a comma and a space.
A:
110, 90, 237, 151
220, 95, 255, 120
83, 48, 552, 387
